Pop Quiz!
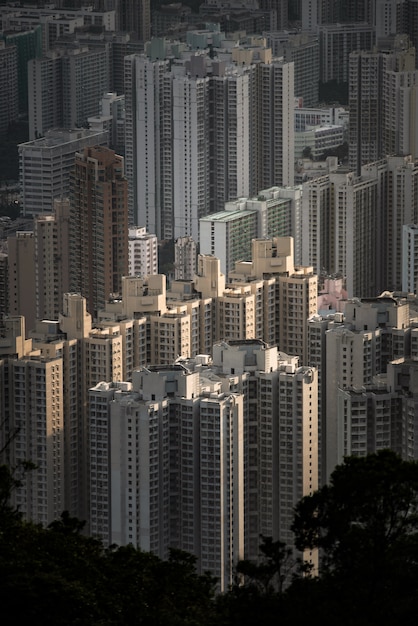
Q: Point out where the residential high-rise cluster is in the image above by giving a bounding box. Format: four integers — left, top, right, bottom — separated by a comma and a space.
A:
301, 155, 418, 297
2, 0, 418, 588
0, 238, 319, 588
125, 34, 294, 238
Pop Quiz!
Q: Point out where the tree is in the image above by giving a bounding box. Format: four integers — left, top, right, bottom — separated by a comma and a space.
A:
236, 536, 296, 595
214, 536, 305, 625
0, 463, 218, 625
292, 450, 418, 624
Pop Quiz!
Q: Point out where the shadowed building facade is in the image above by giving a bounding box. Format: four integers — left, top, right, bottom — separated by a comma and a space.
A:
70, 146, 128, 319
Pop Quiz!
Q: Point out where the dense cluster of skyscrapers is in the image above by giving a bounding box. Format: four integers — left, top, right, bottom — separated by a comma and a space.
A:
1, 0, 418, 590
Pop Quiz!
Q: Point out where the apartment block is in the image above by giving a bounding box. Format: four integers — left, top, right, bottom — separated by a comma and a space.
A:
19, 128, 108, 216
88, 363, 244, 591
174, 236, 197, 281
336, 353, 418, 464
8, 355, 64, 525
88, 92, 125, 156
70, 146, 129, 319
199, 187, 295, 277
7, 231, 36, 334
0, 316, 64, 526
362, 155, 418, 293
28, 45, 110, 140
212, 340, 318, 568
230, 237, 317, 364
128, 227, 158, 277
302, 168, 381, 298
0, 253, 8, 318
117, 0, 150, 42
34, 199, 70, 321
309, 293, 413, 481
349, 38, 416, 174
319, 22, 375, 84
402, 224, 418, 293
0, 41, 18, 136
125, 34, 294, 239
264, 31, 319, 106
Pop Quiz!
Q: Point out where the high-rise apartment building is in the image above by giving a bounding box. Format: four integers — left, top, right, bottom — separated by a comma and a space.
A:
1, 26, 42, 114
88, 363, 244, 591
174, 236, 197, 281
0, 42, 18, 136
19, 129, 109, 216
319, 22, 375, 84
28, 45, 110, 140
88, 92, 125, 156
383, 68, 418, 159
125, 53, 247, 239
336, 351, 418, 463
34, 292, 147, 522
301, 156, 418, 299
128, 227, 158, 277
117, 0, 151, 42
402, 224, 418, 293
253, 53, 294, 194
364, 156, 418, 292
0, 253, 8, 318
211, 341, 318, 565
375, 0, 408, 42
308, 294, 413, 481
200, 186, 296, 277
257, 0, 289, 29
7, 231, 36, 334
88, 340, 318, 587
0, 316, 64, 526
230, 237, 318, 364
124, 35, 294, 239
263, 31, 320, 106
302, 0, 375, 30
302, 169, 380, 298
408, 0, 418, 68
34, 199, 71, 321
349, 39, 416, 174
8, 354, 65, 525
70, 146, 129, 319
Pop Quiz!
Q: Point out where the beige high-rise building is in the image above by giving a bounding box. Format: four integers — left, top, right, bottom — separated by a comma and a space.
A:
34, 199, 70, 321
70, 146, 129, 319
211, 340, 318, 570
314, 294, 412, 481
0, 316, 64, 526
8, 355, 64, 525
7, 231, 36, 335
230, 237, 317, 364
88, 363, 244, 592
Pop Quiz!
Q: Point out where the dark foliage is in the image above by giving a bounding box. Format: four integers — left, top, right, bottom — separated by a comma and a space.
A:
2, 451, 418, 625
0, 464, 217, 625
